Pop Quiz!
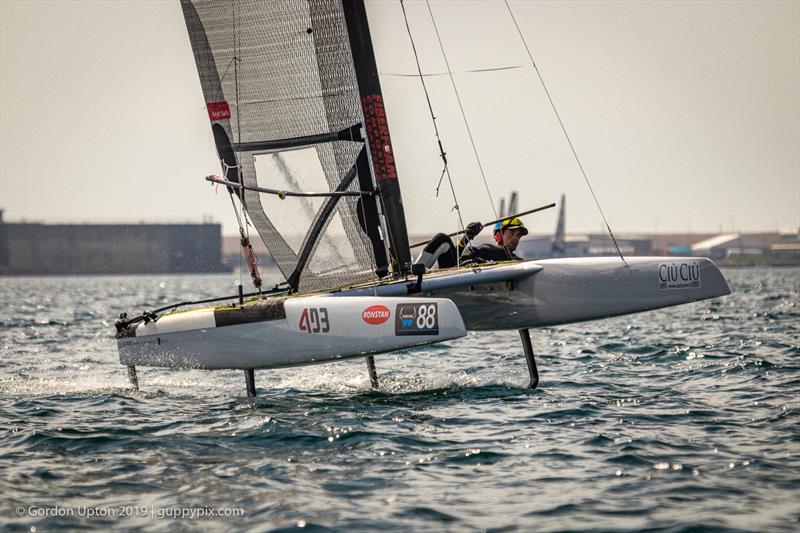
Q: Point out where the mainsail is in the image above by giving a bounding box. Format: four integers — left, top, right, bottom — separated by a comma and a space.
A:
180, 0, 411, 293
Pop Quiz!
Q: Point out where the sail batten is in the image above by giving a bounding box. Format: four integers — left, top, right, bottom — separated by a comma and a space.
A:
181, 0, 391, 292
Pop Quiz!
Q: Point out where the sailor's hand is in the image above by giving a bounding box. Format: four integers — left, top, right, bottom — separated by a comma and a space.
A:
464, 222, 483, 240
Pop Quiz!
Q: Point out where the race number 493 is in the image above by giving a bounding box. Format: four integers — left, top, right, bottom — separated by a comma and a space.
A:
298, 308, 329, 333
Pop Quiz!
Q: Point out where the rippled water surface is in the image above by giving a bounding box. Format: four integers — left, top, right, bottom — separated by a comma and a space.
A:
1, 268, 798, 531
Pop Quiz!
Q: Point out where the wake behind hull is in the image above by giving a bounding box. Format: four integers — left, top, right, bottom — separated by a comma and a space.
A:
338, 257, 730, 330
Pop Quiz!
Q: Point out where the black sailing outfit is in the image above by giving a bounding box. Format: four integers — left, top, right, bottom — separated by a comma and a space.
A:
416, 233, 520, 269
461, 243, 520, 263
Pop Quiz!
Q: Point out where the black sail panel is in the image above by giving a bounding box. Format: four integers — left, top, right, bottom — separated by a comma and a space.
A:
180, 0, 389, 292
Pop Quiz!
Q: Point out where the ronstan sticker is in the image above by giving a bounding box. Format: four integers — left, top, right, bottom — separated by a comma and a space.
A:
362, 305, 390, 325
395, 303, 438, 336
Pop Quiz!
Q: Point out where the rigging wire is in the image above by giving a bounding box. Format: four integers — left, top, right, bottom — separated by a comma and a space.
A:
380, 65, 524, 77
399, 0, 465, 235
503, 0, 630, 270
219, 56, 238, 84
230, 2, 245, 290
425, 0, 498, 220
228, 1, 264, 291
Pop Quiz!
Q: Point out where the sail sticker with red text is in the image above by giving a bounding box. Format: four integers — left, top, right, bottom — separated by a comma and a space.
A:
361, 94, 397, 183
658, 262, 702, 290
206, 101, 231, 121
362, 305, 390, 325
395, 303, 438, 336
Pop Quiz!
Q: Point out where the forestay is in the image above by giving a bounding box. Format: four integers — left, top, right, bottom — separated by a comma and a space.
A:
181, 0, 401, 293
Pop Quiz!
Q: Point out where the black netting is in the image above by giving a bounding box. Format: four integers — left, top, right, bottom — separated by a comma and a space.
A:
182, 0, 378, 292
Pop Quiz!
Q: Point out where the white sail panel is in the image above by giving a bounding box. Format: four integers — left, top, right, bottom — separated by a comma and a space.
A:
181, 0, 379, 292
253, 146, 361, 290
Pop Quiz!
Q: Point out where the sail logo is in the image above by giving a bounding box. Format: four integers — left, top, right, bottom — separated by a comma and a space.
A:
658, 261, 702, 290
361, 95, 398, 182
206, 101, 231, 121
362, 305, 390, 325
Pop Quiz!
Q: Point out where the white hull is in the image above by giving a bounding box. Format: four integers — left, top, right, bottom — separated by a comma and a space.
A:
118, 296, 466, 370
117, 257, 729, 372
337, 256, 730, 330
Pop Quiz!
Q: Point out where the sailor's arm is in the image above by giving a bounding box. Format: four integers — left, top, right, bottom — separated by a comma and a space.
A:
456, 221, 484, 251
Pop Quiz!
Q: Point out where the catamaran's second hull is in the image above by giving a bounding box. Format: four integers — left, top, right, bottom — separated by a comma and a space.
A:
337, 257, 730, 331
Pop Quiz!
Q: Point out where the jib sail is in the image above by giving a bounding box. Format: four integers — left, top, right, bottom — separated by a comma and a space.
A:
180, 0, 411, 293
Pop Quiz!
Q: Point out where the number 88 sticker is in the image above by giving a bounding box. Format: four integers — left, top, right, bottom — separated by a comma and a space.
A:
395, 303, 439, 336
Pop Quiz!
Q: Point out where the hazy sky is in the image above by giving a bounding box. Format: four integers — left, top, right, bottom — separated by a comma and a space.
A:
1, 0, 798, 237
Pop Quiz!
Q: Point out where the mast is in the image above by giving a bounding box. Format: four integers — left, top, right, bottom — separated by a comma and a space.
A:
342, 0, 413, 275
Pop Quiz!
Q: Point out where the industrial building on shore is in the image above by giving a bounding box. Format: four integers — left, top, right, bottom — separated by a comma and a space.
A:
515, 231, 799, 266
0, 211, 225, 275
1, 209, 796, 275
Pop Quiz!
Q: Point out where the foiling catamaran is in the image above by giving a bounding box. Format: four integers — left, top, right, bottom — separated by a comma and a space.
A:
114, 0, 730, 396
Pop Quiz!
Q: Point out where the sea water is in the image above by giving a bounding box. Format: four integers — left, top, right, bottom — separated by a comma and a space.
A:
0, 268, 797, 531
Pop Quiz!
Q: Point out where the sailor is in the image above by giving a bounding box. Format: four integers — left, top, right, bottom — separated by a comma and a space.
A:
414, 217, 528, 269
461, 217, 528, 262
